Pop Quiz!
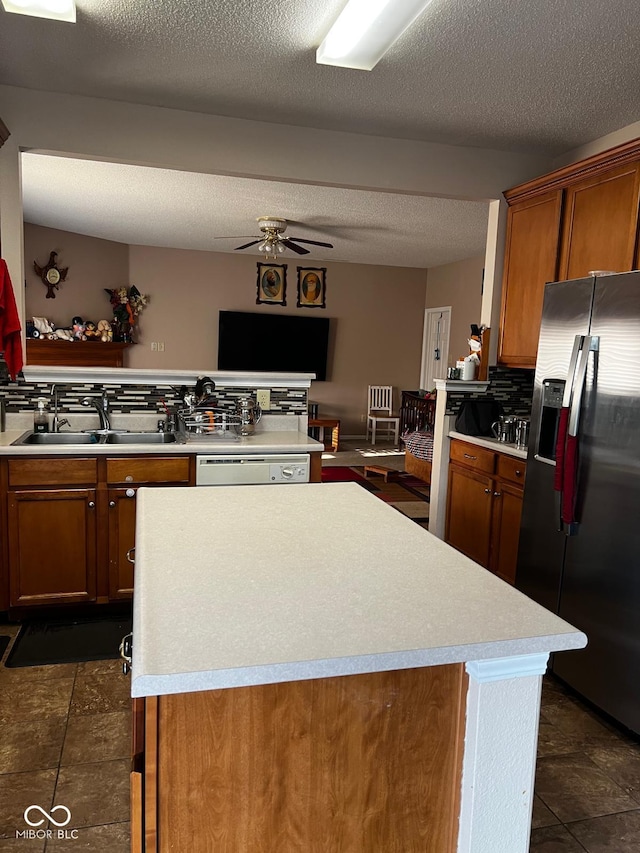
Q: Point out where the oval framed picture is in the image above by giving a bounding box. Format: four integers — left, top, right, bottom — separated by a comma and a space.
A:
256, 263, 287, 305
297, 267, 326, 309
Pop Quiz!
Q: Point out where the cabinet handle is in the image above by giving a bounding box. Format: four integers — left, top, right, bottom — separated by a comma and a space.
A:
464, 453, 477, 460
126, 548, 135, 564
494, 491, 502, 497
125, 475, 133, 482
88, 501, 95, 508
515, 470, 522, 476
109, 500, 116, 508
126, 488, 136, 498
484, 488, 491, 494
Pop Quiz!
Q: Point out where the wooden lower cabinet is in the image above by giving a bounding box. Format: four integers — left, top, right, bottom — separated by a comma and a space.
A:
446, 466, 493, 566
7, 487, 98, 606
133, 664, 467, 852
3, 455, 194, 610
106, 456, 192, 601
489, 480, 525, 584
2, 451, 320, 610
108, 487, 138, 599
446, 439, 526, 585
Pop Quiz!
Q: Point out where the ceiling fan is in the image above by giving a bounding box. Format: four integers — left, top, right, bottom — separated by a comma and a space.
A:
218, 217, 334, 257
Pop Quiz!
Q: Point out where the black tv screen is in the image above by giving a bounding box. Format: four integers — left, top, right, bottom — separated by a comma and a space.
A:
218, 311, 330, 380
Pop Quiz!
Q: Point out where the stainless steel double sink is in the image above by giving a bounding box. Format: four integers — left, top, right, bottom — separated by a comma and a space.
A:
12, 430, 179, 446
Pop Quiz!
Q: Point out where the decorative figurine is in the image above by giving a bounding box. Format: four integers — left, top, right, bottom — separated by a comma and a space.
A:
72, 316, 87, 341
104, 286, 149, 342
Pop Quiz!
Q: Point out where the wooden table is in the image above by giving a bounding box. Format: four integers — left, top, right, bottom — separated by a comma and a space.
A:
308, 417, 340, 452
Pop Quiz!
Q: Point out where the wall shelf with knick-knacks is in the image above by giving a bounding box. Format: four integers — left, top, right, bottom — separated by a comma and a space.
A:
26, 340, 132, 368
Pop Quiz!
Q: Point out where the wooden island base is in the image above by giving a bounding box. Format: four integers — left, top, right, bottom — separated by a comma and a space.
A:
134, 664, 467, 852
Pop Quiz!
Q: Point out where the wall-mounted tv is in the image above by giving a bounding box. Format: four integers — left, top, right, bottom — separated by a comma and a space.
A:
218, 311, 331, 380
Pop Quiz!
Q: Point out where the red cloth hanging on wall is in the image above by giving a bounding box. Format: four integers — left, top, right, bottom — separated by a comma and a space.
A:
0, 259, 23, 380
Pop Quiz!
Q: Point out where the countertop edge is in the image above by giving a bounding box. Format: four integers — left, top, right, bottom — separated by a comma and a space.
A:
0, 429, 323, 456
131, 630, 587, 698
448, 431, 528, 460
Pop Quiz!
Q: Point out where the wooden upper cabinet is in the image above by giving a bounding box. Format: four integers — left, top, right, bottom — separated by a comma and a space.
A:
559, 161, 640, 280
499, 139, 640, 368
498, 191, 563, 368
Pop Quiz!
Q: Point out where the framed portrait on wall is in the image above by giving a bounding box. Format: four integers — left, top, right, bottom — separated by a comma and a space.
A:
297, 267, 326, 309
256, 263, 287, 305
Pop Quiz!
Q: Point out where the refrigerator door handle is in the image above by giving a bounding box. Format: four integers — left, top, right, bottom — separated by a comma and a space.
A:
554, 334, 584, 530
568, 336, 598, 437
562, 335, 599, 534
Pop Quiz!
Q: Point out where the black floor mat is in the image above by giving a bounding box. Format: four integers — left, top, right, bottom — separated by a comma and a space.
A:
0, 636, 10, 660
4, 613, 132, 668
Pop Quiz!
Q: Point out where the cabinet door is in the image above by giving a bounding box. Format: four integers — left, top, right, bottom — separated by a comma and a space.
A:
445, 465, 493, 567
8, 488, 97, 606
489, 480, 524, 585
498, 190, 563, 368
559, 162, 640, 281
108, 487, 138, 599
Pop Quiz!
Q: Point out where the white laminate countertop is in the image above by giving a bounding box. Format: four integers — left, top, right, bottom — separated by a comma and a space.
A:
449, 430, 528, 460
130, 483, 586, 698
0, 429, 322, 456
0, 413, 323, 456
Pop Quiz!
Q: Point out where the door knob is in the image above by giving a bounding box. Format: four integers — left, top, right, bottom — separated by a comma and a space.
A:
109, 500, 116, 508
88, 501, 95, 508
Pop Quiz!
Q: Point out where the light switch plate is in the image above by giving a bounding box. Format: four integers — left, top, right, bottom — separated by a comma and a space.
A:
256, 389, 271, 410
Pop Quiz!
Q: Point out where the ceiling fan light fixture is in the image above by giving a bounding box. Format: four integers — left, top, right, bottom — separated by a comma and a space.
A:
316, 0, 433, 71
1, 0, 76, 22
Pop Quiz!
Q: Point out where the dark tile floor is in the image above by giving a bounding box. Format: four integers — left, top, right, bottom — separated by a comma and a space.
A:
1, 621, 639, 852
531, 675, 640, 852
0, 624, 130, 852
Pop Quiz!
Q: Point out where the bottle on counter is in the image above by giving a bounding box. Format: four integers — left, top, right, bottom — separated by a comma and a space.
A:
33, 399, 49, 433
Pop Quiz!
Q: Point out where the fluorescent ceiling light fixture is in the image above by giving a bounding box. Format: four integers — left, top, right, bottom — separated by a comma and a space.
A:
1, 0, 76, 22
317, 0, 433, 71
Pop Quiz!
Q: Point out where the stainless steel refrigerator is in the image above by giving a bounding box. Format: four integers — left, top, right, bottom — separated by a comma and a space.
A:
516, 271, 640, 734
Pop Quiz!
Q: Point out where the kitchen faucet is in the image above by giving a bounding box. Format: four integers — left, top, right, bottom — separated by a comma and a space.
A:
49, 384, 70, 433
81, 390, 111, 431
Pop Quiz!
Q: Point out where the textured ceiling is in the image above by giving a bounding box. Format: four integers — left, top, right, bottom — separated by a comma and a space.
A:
10, 1, 639, 268
21, 153, 490, 268
1, 0, 639, 155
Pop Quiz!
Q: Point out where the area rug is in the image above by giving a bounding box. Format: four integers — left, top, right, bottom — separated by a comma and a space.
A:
4, 612, 132, 668
322, 466, 430, 526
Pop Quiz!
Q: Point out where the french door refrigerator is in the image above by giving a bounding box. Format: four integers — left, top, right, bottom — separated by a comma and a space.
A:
516, 271, 640, 734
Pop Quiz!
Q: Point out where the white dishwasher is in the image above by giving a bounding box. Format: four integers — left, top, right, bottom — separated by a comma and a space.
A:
195, 454, 310, 486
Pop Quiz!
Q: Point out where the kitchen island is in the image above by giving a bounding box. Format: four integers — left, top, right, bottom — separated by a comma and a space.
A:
130, 483, 586, 853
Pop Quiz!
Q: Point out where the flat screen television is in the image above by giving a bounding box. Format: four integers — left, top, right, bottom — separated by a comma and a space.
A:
217, 311, 330, 380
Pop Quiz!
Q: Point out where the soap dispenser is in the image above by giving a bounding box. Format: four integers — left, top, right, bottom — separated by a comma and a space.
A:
34, 399, 49, 433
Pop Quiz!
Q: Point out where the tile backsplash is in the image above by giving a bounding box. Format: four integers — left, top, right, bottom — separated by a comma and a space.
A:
445, 366, 534, 416
0, 380, 308, 416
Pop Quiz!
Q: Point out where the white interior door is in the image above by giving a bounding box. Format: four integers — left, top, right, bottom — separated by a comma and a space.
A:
420, 307, 451, 389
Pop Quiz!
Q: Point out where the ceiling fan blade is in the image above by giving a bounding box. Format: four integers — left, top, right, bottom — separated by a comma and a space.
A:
288, 237, 334, 248
212, 235, 256, 240
234, 240, 261, 250
281, 239, 309, 255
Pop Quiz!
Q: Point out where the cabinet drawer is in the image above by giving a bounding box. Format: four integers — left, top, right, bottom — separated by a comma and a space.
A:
497, 454, 527, 486
449, 440, 495, 475
106, 456, 190, 485
8, 458, 97, 487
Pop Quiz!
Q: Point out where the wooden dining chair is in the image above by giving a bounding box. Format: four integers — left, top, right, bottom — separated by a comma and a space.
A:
367, 385, 400, 445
